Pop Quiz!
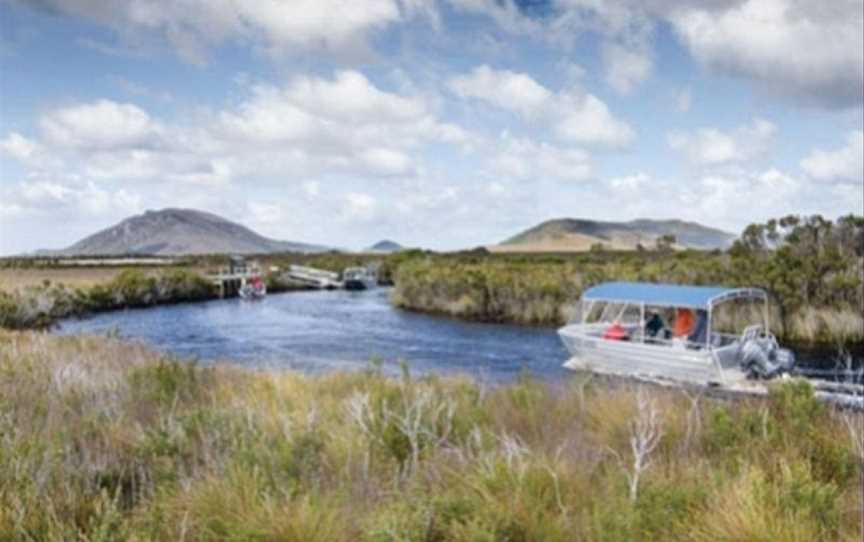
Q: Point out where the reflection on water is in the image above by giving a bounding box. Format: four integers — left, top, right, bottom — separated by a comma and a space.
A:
56, 289, 569, 381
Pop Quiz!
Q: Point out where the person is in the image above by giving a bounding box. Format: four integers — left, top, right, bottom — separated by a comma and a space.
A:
602, 320, 628, 341
645, 311, 666, 339
687, 310, 708, 345
672, 308, 695, 338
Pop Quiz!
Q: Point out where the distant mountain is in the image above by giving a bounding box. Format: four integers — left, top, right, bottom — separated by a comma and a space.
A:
46, 208, 329, 256
492, 218, 735, 252
366, 240, 405, 253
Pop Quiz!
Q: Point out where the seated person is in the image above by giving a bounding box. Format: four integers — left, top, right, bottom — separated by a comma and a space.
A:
687, 310, 708, 346
672, 308, 695, 339
644, 311, 669, 340
602, 320, 629, 341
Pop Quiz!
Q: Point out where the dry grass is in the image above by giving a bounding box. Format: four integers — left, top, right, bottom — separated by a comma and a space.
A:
0, 331, 861, 540
0, 265, 210, 291
0, 267, 131, 290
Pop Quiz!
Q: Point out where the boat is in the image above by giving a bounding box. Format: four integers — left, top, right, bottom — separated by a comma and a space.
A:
342, 266, 378, 291
558, 282, 796, 387
238, 275, 267, 299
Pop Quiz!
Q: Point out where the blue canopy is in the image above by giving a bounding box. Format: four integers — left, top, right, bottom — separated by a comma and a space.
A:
582, 281, 765, 310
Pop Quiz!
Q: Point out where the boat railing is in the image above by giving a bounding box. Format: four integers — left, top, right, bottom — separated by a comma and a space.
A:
565, 321, 734, 352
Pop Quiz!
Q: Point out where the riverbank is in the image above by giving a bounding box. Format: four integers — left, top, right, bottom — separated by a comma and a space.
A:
392, 254, 864, 346
1, 330, 861, 540
0, 269, 216, 329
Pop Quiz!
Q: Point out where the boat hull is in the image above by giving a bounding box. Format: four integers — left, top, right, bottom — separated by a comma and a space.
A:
558, 325, 746, 386
343, 279, 369, 291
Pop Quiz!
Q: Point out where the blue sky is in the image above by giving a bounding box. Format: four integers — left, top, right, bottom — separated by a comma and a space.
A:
1, 0, 862, 254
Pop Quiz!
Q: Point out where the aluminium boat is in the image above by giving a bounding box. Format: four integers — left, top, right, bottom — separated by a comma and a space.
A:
342, 266, 378, 291
558, 282, 795, 387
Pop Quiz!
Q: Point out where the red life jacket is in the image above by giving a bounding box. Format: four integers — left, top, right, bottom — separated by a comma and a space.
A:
603, 322, 627, 341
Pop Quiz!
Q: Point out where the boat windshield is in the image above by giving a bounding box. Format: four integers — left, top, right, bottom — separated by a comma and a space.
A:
570, 282, 770, 349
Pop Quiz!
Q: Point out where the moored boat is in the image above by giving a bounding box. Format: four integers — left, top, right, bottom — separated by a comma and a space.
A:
342, 266, 378, 291
558, 282, 796, 387
239, 276, 267, 299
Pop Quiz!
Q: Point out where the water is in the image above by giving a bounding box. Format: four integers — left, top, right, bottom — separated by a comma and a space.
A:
55, 289, 570, 381
54, 288, 860, 383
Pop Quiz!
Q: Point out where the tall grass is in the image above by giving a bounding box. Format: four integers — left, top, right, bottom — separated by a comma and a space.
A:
1, 331, 860, 540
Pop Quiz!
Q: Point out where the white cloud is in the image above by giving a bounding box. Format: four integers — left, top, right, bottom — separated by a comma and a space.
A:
553, 92, 635, 147
448, 65, 634, 147
342, 192, 379, 223
596, 167, 813, 232
40, 100, 161, 150
303, 180, 321, 197
0, 132, 41, 162
358, 148, 415, 177
448, 65, 552, 117
247, 201, 283, 226
451, 0, 863, 108
607, 172, 650, 192
35, 0, 424, 63
800, 131, 864, 183
4, 70, 466, 195
602, 43, 652, 95
6, 176, 142, 218
669, 0, 864, 108
488, 135, 593, 182
667, 118, 777, 166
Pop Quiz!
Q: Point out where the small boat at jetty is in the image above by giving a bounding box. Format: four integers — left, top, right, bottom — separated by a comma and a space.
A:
238, 276, 267, 299
342, 266, 378, 291
558, 282, 797, 387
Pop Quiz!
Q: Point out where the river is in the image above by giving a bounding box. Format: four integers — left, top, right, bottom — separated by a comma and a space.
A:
56, 289, 570, 381
55, 288, 860, 383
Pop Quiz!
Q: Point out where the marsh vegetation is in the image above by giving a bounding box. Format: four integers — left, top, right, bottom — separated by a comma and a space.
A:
1, 331, 861, 540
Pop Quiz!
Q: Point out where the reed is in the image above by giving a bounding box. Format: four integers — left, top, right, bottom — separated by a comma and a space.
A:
1, 331, 860, 540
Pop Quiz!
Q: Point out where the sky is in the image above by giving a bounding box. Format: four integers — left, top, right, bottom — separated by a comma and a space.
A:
0, 0, 862, 254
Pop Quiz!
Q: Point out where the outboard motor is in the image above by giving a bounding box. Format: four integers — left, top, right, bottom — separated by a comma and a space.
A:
738, 325, 795, 379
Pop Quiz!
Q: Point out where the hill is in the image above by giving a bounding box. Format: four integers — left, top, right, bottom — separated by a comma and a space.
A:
47, 208, 328, 256
366, 240, 405, 253
492, 218, 735, 252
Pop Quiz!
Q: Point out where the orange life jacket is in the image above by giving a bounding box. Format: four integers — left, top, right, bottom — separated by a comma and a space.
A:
673, 308, 695, 337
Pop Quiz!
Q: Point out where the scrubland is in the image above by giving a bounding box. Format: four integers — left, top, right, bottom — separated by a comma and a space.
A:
1, 331, 861, 541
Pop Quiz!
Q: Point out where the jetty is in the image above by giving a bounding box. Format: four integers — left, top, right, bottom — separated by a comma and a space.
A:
209, 256, 264, 298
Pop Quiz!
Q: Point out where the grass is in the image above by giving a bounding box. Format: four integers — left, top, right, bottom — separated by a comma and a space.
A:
1, 331, 861, 540
0, 267, 136, 290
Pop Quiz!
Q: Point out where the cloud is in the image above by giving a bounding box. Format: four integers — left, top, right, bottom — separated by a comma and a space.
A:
448, 65, 552, 116
597, 167, 812, 232
800, 130, 864, 183
29, 0, 424, 63
5, 70, 468, 193
4, 176, 142, 218
487, 134, 593, 181
447, 65, 635, 147
342, 192, 379, 223
40, 100, 162, 150
669, 0, 864, 108
667, 118, 776, 166
451, 0, 863, 108
0, 132, 41, 162
602, 42, 652, 95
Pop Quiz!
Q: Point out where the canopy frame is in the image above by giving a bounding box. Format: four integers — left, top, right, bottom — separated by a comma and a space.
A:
580, 282, 771, 348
